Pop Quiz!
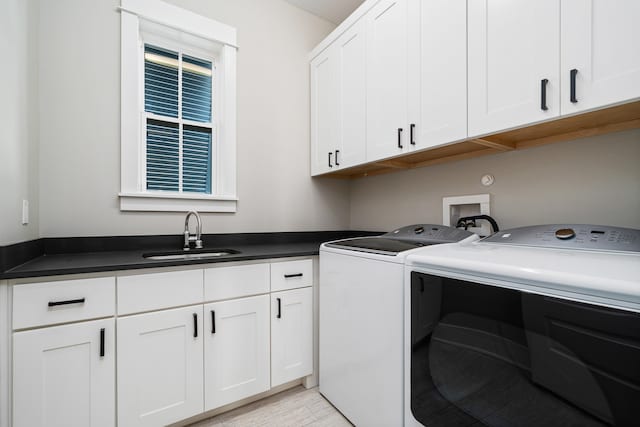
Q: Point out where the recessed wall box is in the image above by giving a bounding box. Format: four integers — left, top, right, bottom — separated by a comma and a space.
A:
443, 194, 491, 236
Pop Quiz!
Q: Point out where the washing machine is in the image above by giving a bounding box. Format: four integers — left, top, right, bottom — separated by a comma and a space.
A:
404, 224, 640, 427
319, 224, 476, 426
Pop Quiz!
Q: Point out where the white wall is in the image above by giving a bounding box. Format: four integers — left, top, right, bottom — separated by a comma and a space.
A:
0, 0, 39, 246
349, 129, 640, 232
37, 0, 349, 237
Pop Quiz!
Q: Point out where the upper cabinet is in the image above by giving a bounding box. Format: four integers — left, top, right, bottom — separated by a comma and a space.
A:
311, 21, 366, 176
309, 0, 640, 177
310, 0, 469, 171
311, 47, 339, 176
408, 0, 467, 149
336, 20, 367, 169
468, 0, 560, 137
366, 0, 410, 160
560, 0, 640, 115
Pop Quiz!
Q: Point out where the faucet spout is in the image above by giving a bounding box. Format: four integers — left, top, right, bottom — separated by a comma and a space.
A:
184, 211, 203, 250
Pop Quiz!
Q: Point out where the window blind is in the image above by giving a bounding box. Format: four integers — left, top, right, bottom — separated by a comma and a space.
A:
144, 44, 213, 194
146, 120, 179, 191
144, 46, 178, 118
182, 55, 212, 123
183, 126, 212, 193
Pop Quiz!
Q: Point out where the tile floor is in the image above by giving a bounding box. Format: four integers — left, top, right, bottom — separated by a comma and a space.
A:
188, 386, 352, 427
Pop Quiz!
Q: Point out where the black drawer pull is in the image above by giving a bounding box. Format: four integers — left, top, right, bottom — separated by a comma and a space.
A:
99, 328, 105, 357
193, 313, 198, 338
397, 128, 403, 149
410, 124, 416, 145
335, 150, 340, 166
570, 69, 578, 103
284, 273, 303, 278
328, 152, 333, 168
541, 78, 549, 111
48, 298, 85, 307
277, 298, 282, 319
211, 310, 216, 334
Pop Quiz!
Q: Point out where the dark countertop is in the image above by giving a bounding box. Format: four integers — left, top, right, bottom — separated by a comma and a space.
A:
0, 231, 380, 280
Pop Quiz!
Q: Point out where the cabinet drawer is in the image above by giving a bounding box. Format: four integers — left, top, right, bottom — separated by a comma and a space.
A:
12, 277, 115, 330
118, 270, 203, 315
205, 263, 270, 301
270, 259, 313, 292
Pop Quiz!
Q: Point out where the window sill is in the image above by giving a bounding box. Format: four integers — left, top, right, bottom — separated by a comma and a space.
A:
119, 192, 237, 213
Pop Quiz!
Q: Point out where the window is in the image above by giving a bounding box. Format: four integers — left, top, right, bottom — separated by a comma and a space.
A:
120, 0, 237, 212
144, 45, 213, 194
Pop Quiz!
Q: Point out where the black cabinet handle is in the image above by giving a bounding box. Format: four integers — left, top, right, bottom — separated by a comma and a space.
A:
211, 310, 216, 334
99, 328, 105, 357
284, 273, 303, 278
193, 313, 198, 338
397, 128, 403, 149
277, 298, 282, 319
48, 298, 85, 307
570, 69, 578, 103
410, 124, 416, 145
541, 79, 549, 111
335, 150, 340, 166
328, 152, 333, 168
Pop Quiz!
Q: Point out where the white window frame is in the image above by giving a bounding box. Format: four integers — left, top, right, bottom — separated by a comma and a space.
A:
119, 0, 237, 212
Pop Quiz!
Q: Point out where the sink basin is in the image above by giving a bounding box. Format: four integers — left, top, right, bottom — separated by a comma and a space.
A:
143, 249, 241, 261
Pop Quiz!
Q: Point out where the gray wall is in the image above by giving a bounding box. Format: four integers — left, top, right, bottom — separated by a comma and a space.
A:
349, 129, 640, 232
0, 0, 39, 246
36, 0, 350, 238
3, 0, 639, 245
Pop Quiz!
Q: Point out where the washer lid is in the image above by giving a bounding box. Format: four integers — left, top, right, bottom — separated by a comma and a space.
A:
325, 224, 474, 255
325, 237, 435, 256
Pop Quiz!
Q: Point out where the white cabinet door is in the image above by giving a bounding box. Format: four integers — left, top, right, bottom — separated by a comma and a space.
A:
366, 0, 410, 161
336, 19, 367, 168
13, 318, 115, 427
408, 0, 467, 149
204, 295, 270, 411
468, 0, 560, 137
311, 46, 339, 176
117, 306, 203, 427
271, 287, 313, 387
561, 0, 640, 114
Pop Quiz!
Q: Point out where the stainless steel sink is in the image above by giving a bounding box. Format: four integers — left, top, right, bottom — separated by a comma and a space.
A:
143, 249, 240, 261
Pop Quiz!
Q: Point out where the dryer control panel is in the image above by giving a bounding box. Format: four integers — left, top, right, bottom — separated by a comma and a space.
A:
483, 225, 640, 253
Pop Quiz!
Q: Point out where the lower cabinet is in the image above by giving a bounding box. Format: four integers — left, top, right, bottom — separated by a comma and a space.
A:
117, 306, 204, 427
271, 287, 313, 387
204, 295, 271, 411
13, 318, 115, 427
8, 258, 315, 427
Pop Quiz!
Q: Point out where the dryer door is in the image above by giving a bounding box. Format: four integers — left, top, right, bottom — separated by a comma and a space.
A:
408, 271, 640, 427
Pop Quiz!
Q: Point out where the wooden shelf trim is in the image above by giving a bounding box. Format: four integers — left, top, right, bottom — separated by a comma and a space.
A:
470, 138, 515, 151
320, 100, 640, 179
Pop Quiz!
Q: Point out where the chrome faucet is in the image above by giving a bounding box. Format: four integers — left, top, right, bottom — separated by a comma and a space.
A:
184, 211, 203, 250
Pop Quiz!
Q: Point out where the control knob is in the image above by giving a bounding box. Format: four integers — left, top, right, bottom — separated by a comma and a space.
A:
555, 228, 576, 240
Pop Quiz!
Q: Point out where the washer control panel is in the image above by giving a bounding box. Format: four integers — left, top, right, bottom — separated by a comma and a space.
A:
483, 225, 640, 253
387, 224, 473, 243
